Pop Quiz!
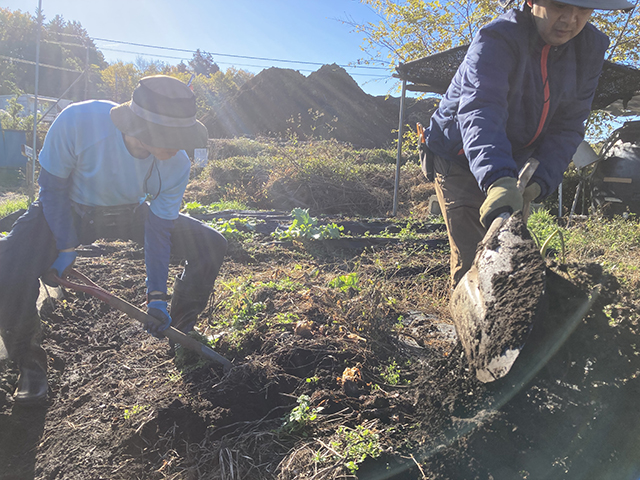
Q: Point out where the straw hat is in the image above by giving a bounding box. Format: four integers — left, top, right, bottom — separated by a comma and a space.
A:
110, 75, 208, 150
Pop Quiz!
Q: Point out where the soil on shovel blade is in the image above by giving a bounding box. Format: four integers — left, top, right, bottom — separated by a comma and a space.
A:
1, 233, 640, 480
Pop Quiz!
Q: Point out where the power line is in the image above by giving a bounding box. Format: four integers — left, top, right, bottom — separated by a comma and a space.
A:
46, 33, 389, 70
90, 36, 391, 70
98, 47, 390, 79
0, 54, 82, 73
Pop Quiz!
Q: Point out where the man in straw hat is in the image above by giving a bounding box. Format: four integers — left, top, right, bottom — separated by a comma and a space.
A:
423, 0, 634, 288
0, 75, 227, 404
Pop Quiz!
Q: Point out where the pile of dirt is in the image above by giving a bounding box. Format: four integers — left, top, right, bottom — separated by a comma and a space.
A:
1, 222, 640, 479
205, 64, 436, 148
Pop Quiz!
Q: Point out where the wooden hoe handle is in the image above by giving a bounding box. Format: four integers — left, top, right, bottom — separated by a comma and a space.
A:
49, 268, 232, 373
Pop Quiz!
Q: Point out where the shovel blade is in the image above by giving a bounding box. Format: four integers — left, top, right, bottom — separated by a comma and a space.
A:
450, 212, 546, 382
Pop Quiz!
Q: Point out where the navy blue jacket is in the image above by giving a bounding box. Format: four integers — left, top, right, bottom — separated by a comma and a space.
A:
426, 6, 608, 199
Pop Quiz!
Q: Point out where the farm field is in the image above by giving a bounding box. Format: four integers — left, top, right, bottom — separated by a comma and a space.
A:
1, 138, 640, 479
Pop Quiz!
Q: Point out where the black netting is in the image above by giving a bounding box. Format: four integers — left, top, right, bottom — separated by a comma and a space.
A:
590, 121, 640, 216
396, 46, 640, 111
396, 46, 470, 94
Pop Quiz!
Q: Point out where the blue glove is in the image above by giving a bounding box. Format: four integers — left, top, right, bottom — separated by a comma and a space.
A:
146, 300, 172, 338
44, 250, 77, 286
51, 251, 77, 277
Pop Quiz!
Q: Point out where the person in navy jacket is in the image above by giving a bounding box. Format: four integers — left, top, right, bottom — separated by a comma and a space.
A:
425, 0, 633, 287
0, 76, 227, 404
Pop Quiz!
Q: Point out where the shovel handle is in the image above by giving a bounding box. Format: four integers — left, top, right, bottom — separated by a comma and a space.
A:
517, 158, 539, 222
50, 269, 232, 372
516, 158, 539, 194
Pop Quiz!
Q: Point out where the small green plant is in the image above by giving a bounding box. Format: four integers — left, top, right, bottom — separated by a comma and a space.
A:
268, 312, 299, 326
381, 361, 402, 385
539, 228, 566, 262
124, 404, 149, 420
211, 217, 262, 242
528, 209, 566, 260
184, 201, 208, 214
281, 394, 323, 433
218, 278, 266, 328
272, 208, 343, 241
328, 272, 360, 292
331, 424, 382, 474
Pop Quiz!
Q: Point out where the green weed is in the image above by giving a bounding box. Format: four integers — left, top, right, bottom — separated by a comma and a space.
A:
328, 272, 360, 292
381, 361, 402, 385
272, 208, 343, 241
209, 217, 262, 242
268, 312, 299, 326
281, 394, 323, 434
331, 424, 382, 474
124, 404, 149, 420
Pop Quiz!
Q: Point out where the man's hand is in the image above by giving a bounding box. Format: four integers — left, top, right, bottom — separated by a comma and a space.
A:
146, 300, 172, 338
479, 177, 523, 228
43, 250, 77, 286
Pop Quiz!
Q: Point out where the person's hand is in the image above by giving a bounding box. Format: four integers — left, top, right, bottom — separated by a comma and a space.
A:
479, 177, 523, 228
43, 250, 77, 286
523, 182, 541, 205
146, 300, 172, 338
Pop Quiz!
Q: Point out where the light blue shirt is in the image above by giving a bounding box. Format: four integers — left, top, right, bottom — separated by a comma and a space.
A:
38, 100, 190, 220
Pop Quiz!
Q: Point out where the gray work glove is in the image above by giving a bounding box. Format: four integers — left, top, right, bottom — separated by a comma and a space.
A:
479, 177, 523, 228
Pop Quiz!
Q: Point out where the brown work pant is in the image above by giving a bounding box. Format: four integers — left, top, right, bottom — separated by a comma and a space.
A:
433, 155, 487, 289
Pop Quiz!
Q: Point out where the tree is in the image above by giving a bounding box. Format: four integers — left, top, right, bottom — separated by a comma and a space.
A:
0, 8, 107, 99
348, 1, 640, 70
348, 0, 640, 140
190, 68, 253, 123
345, 0, 495, 70
99, 61, 143, 103
189, 49, 220, 78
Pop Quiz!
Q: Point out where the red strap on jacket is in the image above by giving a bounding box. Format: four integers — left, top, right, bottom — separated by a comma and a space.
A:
524, 44, 551, 148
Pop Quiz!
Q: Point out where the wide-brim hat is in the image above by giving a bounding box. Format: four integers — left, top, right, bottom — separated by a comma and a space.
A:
110, 75, 208, 150
553, 0, 634, 10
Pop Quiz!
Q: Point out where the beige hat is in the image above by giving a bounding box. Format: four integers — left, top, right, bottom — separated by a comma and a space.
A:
110, 75, 208, 150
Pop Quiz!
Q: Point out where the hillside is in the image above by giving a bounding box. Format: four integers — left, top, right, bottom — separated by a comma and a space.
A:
205, 64, 435, 148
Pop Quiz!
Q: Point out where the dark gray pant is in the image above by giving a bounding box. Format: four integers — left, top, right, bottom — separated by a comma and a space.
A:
0, 201, 227, 361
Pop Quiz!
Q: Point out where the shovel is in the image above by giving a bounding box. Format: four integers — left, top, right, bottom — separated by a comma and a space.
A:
450, 159, 546, 383
49, 268, 232, 373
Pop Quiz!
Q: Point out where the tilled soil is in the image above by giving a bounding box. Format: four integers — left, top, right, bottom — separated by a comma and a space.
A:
1, 228, 640, 480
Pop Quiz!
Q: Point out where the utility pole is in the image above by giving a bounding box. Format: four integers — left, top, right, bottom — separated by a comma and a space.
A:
30, 0, 43, 203
84, 41, 89, 100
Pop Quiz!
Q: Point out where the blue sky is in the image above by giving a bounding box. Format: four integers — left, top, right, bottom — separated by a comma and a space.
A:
4, 0, 404, 97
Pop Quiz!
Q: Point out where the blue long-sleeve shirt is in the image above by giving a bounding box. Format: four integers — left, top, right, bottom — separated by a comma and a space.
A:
426, 5, 608, 199
38, 100, 191, 293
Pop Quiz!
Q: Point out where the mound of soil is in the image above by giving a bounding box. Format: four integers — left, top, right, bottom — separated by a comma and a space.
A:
1, 225, 640, 479
205, 64, 435, 148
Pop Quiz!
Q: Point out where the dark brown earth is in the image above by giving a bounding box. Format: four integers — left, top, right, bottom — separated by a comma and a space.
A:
1, 218, 640, 480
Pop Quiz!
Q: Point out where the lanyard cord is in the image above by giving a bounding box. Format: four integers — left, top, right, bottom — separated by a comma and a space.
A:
143, 159, 162, 202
